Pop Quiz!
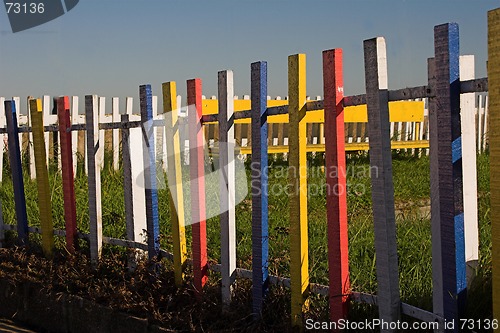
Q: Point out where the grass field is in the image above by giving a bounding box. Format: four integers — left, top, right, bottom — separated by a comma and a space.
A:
0, 149, 492, 326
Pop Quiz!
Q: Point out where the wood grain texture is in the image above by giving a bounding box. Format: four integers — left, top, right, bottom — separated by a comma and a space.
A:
71, 96, 79, 176
140, 85, 160, 260
363, 37, 400, 328
432, 23, 466, 325
488, 8, 500, 328
288, 54, 309, 328
163, 82, 187, 286
323, 49, 350, 326
112, 97, 120, 171
57, 96, 78, 253
188, 78, 209, 294
459, 55, 479, 286
250, 62, 269, 316
85, 95, 103, 265
4, 100, 28, 245
29, 98, 54, 257
218, 71, 237, 306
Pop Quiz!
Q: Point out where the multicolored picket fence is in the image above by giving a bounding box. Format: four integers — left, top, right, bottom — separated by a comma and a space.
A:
1, 8, 500, 331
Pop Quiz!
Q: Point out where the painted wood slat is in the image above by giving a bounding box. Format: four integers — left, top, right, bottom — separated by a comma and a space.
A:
218, 70, 237, 306
58, 96, 78, 253
42, 96, 51, 165
288, 54, 309, 328
163, 82, 187, 286
29, 98, 54, 257
112, 97, 120, 171
488, 8, 500, 327
187, 78, 208, 294
323, 48, 350, 324
71, 97, 79, 176
459, 55, 479, 285
85, 95, 103, 265
431, 23, 466, 326
27, 97, 36, 180
4, 100, 29, 245
363, 37, 401, 328
251, 61, 269, 316
98, 97, 106, 170
139, 85, 160, 260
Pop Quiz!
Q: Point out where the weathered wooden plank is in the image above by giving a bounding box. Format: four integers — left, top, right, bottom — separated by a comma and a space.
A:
488, 8, 500, 327
288, 54, 309, 328
139, 85, 160, 259
431, 23, 466, 326
71, 96, 79, 176
57, 96, 78, 253
188, 78, 208, 294
163, 82, 187, 286
29, 98, 54, 257
218, 70, 237, 306
363, 37, 400, 329
98, 97, 106, 170
85, 95, 103, 265
459, 55, 479, 286
251, 61, 269, 316
323, 48, 350, 325
112, 97, 120, 171
5, 100, 29, 245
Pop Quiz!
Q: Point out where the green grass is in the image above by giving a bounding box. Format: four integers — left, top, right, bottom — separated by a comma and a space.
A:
0, 150, 493, 322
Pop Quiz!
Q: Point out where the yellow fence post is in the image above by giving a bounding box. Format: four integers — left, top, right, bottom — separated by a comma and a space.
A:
288, 53, 309, 329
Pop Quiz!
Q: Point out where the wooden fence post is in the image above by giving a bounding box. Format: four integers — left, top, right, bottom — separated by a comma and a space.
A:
4, 100, 29, 245
86, 95, 103, 265
112, 97, 120, 171
188, 78, 208, 294
363, 37, 400, 329
29, 98, 54, 257
0, 97, 5, 183
488, 7, 500, 327
163, 82, 188, 286
219, 70, 237, 306
71, 96, 79, 176
430, 23, 466, 326
323, 48, 350, 325
251, 61, 269, 316
288, 54, 309, 328
459, 55, 479, 285
58, 96, 78, 253
139, 85, 160, 260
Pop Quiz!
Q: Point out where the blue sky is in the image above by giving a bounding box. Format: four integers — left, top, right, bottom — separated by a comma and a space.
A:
0, 0, 497, 109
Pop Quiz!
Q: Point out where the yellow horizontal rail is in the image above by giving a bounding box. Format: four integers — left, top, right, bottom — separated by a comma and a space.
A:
236, 140, 429, 154
202, 99, 425, 124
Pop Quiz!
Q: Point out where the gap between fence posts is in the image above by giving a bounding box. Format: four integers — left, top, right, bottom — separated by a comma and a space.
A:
363, 37, 401, 330
29, 98, 54, 257
58, 96, 78, 253
218, 71, 237, 307
487, 7, 500, 327
322, 48, 350, 326
431, 23, 466, 328
250, 61, 269, 317
188, 78, 208, 295
163, 82, 188, 286
86, 95, 103, 265
4, 100, 29, 246
288, 53, 309, 329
